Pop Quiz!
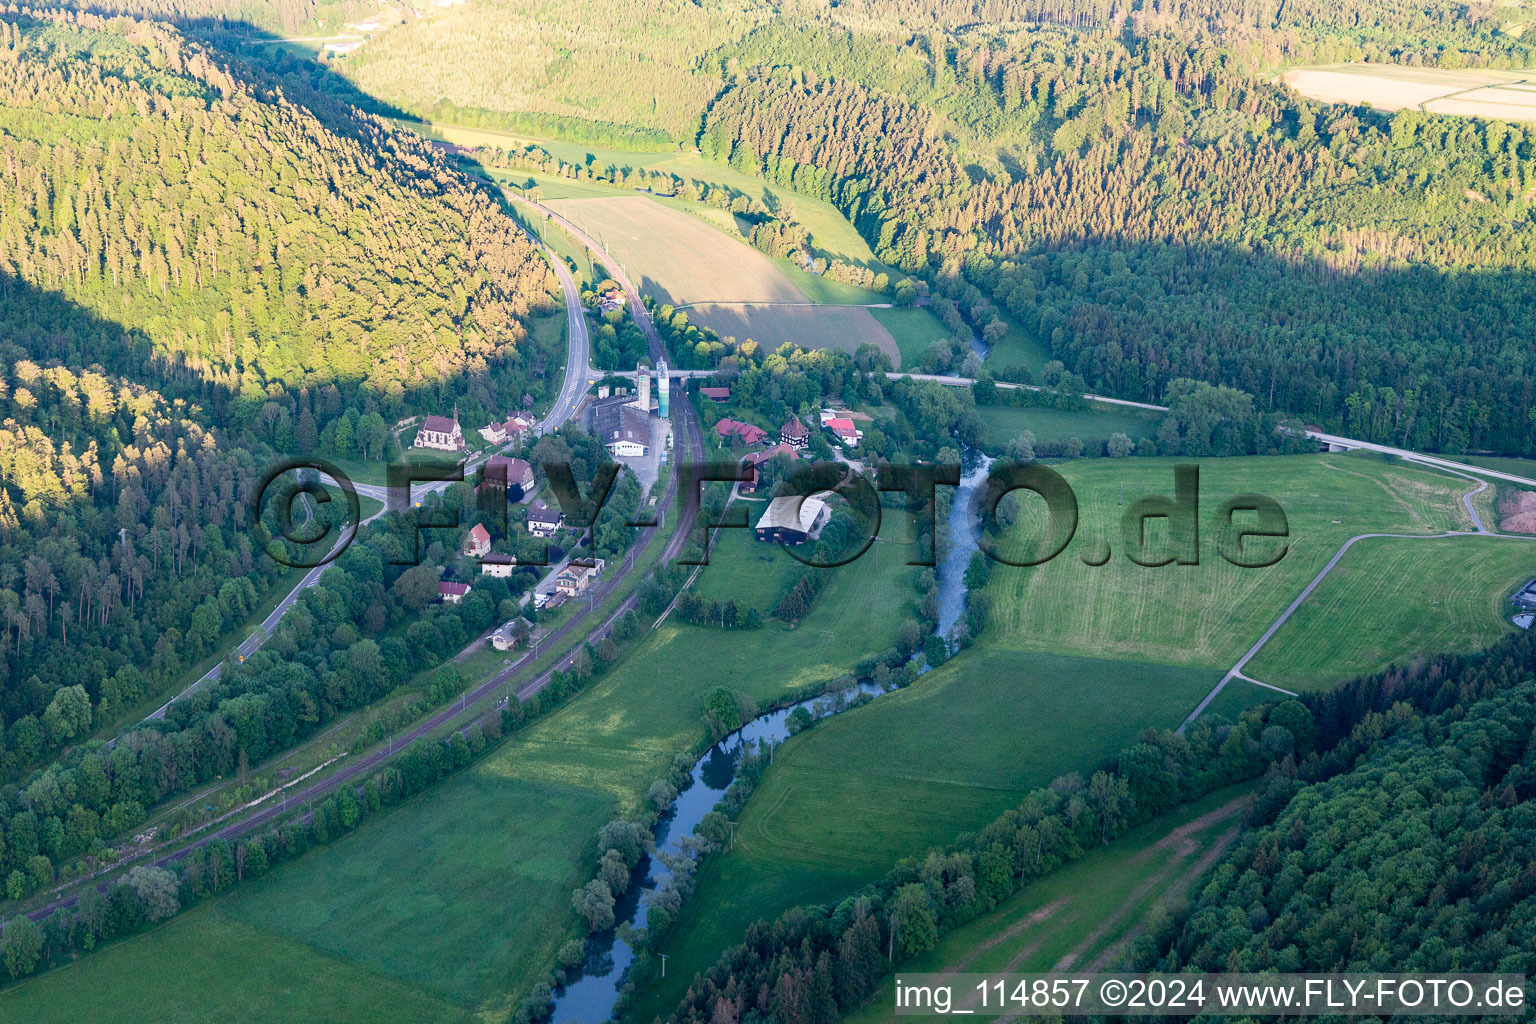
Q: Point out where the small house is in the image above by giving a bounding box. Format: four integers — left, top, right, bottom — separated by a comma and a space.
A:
480, 555, 517, 578
700, 386, 731, 401
462, 523, 492, 558
479, 455, 536, 496
715, 419, 766, 446
527, 500, 563, 538
438, 581, 471, 604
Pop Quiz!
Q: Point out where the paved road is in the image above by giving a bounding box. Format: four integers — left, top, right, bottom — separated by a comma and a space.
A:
136, 215, 600, 723
26, 191, 705, 925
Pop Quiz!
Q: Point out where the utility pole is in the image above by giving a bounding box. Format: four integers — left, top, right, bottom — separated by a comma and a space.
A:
728, 821, 736, 851
659, 953, 668, 978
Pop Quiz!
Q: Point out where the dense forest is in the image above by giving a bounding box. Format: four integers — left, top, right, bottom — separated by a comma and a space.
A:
0, 11, 551, 399
119, 0, 1536, 453
0, 7, 568, 891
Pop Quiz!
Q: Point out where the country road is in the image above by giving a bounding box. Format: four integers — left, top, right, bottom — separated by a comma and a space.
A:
25, 191, 705, 926
137, 223, 596, 725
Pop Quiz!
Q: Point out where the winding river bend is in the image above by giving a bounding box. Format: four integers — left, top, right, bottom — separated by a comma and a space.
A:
548, 452, 993, 1024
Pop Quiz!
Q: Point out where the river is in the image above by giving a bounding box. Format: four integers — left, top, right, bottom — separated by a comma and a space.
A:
547, 448, 993, 1024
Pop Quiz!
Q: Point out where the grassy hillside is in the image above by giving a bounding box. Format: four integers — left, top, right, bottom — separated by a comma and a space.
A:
0, 904, 479, 1024
840, 785, 1256, 1024
1244, 535, 1533, 690
981, 454, 1474, 669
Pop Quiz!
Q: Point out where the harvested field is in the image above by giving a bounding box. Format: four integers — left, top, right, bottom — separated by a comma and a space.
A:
1501, 489, 1536, 534
686, 302, 899, 364
546, 195, 906, 362
1284, 64, 1536, 121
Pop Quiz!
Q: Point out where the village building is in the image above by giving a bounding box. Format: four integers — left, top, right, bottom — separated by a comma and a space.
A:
780, 415, 810, 449
715, 418, 767, 446
478, 455, 536, 496
461, 523, 491, 558
594, 395, 652, 457
415, 412, 464, 452
527, 500, 563, 538
597, 288, 625, 315
739, 442, 799, 494
825, 417, 862, 446
480, 555, 517, 578
490, 619, 529, 651
554, 558, 605, 596
478, 413, 535, 446
754, 494, 828, 545
438, 581, 470, 604
700, 386, 731, 401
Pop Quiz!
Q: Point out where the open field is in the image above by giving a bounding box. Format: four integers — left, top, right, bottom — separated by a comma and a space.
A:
984, 317, 1053, 376
1283, 64, 1536, 120
0, 903, 478, 1024
631, 648, 1222, 1020
689, 516, 814, 612
5, 513, 921, 1020
976, 402, 1165, 448
548, 195, 906, 363
685, 302, 900, 364
983, 453, 1475, 669
841, 785, 1256, 1024
1244, 535, 1533, 691
407, 120, 885, 267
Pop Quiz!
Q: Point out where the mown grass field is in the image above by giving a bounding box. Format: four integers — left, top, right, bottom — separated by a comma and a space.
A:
4, 512, 922, 1020
0, 902, 479, 1024
982, 453, 1475, 669
630, 648, 1223, 1021
841, 785, 1256, 1024
976, 402, 1165, 448
688, 513, 816, 613
1244, 535, 1534, 691
1282, 64, 1536, 121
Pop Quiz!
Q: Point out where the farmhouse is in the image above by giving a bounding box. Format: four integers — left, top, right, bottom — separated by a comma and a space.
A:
594, 396, 652, 457
700, 386, 731, 401
527, 500, 563, 538
715, 419, 767, 446
780, 415, 810, 449
461, 523, 491, 558
438, 581, 470, 604
415, 413, 464, 452
754, 494, 828, 545
478, 413, 535, 445
479, 455, 536, 496
739, 442, 799, 494
480, 555, 517, 578
825, 417, 862, 446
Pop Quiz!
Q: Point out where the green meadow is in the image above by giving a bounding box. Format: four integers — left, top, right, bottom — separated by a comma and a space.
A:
982, 453, 1475, 669
1244, 534, 1533, 691
976, 401, 1165, 448
630, 648, 1223, 1021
